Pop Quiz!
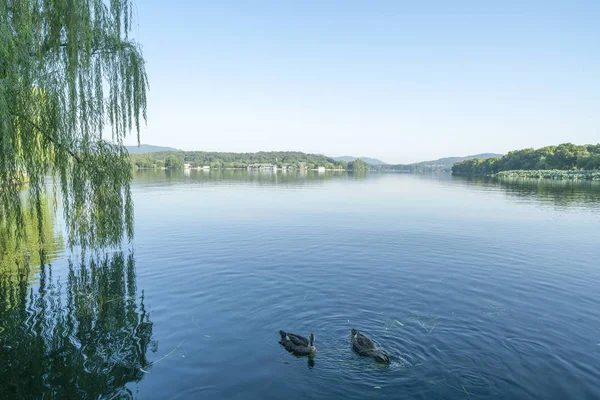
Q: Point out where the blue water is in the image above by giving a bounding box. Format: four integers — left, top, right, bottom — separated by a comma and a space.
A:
2, 171, 600, 399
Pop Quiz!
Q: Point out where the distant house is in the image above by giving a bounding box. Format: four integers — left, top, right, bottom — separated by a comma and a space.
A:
317, 166, 326, 172
184, 162, 192, 169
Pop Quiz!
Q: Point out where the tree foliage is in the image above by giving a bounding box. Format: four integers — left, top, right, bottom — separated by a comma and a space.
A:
347, 158, 369, 172
129, 151, 347, 170
452, 143, 600, 176
0, 0, 148, 248
164, 154, 184, 169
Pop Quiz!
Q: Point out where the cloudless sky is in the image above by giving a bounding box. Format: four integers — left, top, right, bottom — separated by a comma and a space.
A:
127, 0, 600, 163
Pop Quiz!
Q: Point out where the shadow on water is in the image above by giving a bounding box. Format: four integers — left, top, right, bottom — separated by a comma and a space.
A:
0, 252, 155, 399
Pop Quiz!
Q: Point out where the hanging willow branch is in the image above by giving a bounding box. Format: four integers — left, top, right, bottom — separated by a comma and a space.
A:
0, 0, 148, 249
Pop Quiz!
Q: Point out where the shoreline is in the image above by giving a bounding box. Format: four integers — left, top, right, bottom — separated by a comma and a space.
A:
133, 167, 348, 172
454, 169, 600, 181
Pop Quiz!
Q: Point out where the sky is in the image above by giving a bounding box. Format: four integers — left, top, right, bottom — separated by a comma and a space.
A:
126, 0, 600, 164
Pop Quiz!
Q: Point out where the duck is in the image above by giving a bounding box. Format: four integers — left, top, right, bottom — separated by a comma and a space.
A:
350, 328, 390, 364
279, 330, 317, 356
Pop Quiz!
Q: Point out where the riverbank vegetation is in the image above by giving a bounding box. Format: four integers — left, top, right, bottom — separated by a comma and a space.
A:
452, 143, 600, 178
129, 151, 347, 170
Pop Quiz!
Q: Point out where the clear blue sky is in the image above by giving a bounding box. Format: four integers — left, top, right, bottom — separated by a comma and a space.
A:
127, 0, 600, 163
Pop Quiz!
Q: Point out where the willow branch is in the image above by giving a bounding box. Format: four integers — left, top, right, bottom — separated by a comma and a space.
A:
10, 111, 82, 163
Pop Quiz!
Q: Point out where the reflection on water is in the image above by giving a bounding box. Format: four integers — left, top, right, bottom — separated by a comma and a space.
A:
448, 175, 600, 212
0, 252, 154, 399
134, 168, 360, 188
495, 178, 600, 209
0, 197, 63, 275
136, 169, 600, 212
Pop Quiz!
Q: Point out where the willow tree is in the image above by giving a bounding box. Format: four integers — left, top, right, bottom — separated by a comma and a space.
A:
0, 0, 148, 248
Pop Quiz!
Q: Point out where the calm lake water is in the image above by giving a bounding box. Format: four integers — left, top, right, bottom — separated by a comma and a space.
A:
2, 170, 600, 399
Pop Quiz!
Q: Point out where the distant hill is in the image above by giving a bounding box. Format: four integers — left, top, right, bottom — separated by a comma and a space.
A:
334, 156, 387, 165
410, 153, 504, 168
126, 144, 181, 154
380, 153, 504, 172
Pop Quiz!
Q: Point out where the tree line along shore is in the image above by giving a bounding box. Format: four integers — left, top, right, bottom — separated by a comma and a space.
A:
452, 143, 600, 180
129, 151, 370, 172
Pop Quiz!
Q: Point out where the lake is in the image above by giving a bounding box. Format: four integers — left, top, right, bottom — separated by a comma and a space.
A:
2, 170, 600, 399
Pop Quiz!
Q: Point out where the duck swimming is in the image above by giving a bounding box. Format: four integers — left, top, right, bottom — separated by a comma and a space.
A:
279, 330, 317, 356
350, 328, 390, 364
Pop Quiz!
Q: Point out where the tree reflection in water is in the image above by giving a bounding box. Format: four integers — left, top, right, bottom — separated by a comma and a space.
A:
0, 252, 155, 399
